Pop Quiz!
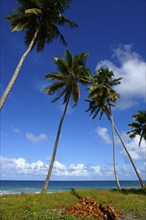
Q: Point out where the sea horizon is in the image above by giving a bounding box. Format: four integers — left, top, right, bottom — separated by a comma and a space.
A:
0, 180, 145, 195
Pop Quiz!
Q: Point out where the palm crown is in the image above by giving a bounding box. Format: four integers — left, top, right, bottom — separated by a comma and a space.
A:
86, 68, 122, 119
6, 0, 78, 51
44, 49, 91, 107
127, 110, 146, 146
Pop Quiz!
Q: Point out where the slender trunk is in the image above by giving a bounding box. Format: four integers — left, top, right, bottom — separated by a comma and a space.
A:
0, 29, 39, 110
114, 125, 145, 188
41, 94, 70, 193
110, 113, 121, 190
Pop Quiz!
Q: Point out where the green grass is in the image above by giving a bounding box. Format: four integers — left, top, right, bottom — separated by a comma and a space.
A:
0, 188, 146, 219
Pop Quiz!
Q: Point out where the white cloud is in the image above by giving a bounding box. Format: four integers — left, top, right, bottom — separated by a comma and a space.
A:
0, 157, 94, 178
26, 133, 48, 144
96, 127, 112, 144
122, 135, 146, 160
96, 126, 146, 161
54, 161, 67, 170
95, 126, 121, 145
53, 162, 89, 177
96, 44, 146, 109
92, 165, 101, 174
0, 156, 49, 177
1, 156, 145, 180
68, 164, 88, 177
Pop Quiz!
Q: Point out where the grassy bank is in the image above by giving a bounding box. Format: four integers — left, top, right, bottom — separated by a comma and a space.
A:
0, 188, 146, 219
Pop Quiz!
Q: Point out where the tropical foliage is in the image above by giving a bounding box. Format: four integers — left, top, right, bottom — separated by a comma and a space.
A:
42, 50, 91, 192
127, 110, 146, 146
0, 0, 77, 110
6, 0, 78, 51
86, 68, 121, 120
86, 68, 145, 188
86, 68, 122, 189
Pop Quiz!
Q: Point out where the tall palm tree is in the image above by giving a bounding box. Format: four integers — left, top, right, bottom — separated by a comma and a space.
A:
0, 0, 78, 110
127, 110, 146, 146
86, 68, 122, 190
86, 68, 145, 188
41, 50, 91, 192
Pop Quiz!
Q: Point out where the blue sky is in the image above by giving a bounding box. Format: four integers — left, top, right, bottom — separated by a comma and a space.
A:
0, 0, 146, 181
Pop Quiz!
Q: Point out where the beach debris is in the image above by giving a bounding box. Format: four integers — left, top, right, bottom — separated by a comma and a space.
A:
63, 197, 122, 219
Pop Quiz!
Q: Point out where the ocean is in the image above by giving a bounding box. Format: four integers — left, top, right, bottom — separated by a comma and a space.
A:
0, 180, 144, 195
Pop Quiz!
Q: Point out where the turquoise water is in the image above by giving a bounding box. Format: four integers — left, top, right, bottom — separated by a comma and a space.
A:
0, 180, 144, 195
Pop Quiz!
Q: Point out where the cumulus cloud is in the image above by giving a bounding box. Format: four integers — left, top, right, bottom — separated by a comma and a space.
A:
0, 157, 49, 177
96, 127, 112, 144
96, 44, 146, 109
53, 162, 89, 177
0, 156, 101, 179
92, 165, 101, 174
26, 133, 48, 144
95, 126, 121, 145
1, 156, 145, 180
122, 135, 146, 161
96, 126, 146, 161
68, 164, 88, 177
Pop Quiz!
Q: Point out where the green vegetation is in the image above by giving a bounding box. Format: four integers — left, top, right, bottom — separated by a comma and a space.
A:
42, 50, 91, 192
0, 189, 146, 219
86, 68, 122, 190
0, 0, 77, 110
128, 110, 146, 146
86, 68, 145, 188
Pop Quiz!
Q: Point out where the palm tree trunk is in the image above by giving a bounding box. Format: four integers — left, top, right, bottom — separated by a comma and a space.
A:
114, 125, 145, 188
0, 29, 39, 110
41, 94, 70, 193
110, 113, 121, 190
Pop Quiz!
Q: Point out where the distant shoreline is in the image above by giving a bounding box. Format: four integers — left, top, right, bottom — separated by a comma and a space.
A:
1, 180, 145, 195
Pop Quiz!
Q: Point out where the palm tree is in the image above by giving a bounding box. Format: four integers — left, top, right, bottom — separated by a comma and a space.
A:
41, 50, 91, 192
0, 0, 78, 110
127, 110, 146, 146
86, 68, 122, 190
86, 68, 145, 188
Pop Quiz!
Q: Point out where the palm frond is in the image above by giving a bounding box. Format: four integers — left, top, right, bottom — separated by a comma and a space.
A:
43, 82, 65, 95
36, 25, 47, 51
63, 90, 71, 104
53, 25, 67, 46
53, 0, 71, 12
6, 14, 32, 31
110, 78, 122, 86
25, 8, 42, 15
51, 88, 66, 103
24, 25, 37, 47
71, 81, 80, 107
65, 49, 72, 68
55, 16, 78, 28
73, 53, 89, 67
45, 73, 67, 81
127, 109, 146, 146
53, 58, 69, 75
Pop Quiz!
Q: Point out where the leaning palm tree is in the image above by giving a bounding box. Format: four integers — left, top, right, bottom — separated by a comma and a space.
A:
86, 68, 145, 188
41, 50, 91, 193
127, 110, 146, 146
86, 68, 122, 190
0, 0, 78, 110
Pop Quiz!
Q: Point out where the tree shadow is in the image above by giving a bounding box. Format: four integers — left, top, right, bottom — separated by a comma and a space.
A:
70, 188, 83, 199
